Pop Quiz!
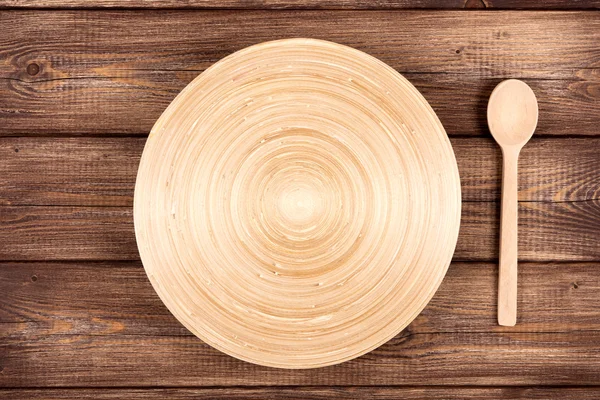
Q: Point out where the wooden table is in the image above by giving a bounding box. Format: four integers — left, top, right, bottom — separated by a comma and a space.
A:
1, 1, 599, 399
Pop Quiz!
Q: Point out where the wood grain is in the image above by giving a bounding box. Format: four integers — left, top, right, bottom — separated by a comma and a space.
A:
1, 11, 599, 135
0, 206, 137, 260
0, 138, 142, 206
1, 200, 598, 261
1, 0, 599, 9
1, 261, 599, 338
1, 137, 598, 207
455, 137, 600, 203
2, 329, 600, 386
3, 387, 600, 400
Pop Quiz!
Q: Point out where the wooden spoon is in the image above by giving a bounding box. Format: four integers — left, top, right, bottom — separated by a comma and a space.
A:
487, 79, 538, 326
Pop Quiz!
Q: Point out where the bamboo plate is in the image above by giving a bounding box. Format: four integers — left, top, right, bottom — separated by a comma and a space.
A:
134, 38, 461, 369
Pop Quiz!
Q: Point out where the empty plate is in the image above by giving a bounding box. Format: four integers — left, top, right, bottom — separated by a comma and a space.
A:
134, 38, 461, 369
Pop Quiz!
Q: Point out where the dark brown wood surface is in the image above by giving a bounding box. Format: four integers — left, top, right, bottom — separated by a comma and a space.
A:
2, 137, 599, 206
2, 261, 599, 337
3, 387, 600, 400
1, 11, 599, 136
1, 0, 599, 9
2, 200, 599, 261
0, 3, 599, 400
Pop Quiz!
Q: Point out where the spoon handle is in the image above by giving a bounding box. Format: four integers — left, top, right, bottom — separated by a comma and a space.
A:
498, 147, 519, 326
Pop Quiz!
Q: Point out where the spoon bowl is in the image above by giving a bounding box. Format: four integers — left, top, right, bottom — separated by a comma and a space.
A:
488, 79, 538, 148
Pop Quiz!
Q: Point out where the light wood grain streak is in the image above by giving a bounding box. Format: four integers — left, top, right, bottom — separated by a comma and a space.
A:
2, 387, 600, 399
1, 330, 600, 386
1, 261, 599, 336
1, 0, 599, 9
0, 200, 598, 261
1, 137, 598, 206
0, 11, 599, 135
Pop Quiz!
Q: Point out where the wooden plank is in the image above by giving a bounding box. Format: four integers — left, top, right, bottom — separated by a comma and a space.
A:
1, 329, 600, 386
1, 0, 599, 10
2, 387, 600, 400
2, 72, 598, 137
1, 261, 599, 337
0, 138, 142, 207
455, 137, 600, 203
0, 261, 189, 337
455, 200, 600, 262
1, 199, 598, 261
0, 11, 598, 135
1, 137, 599, 207
0, 206, 138, 260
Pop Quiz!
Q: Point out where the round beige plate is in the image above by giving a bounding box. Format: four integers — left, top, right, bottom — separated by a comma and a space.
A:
134, 38, 461, 369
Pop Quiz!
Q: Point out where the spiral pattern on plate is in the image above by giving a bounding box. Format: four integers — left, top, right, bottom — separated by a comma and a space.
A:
134, 38, 461, 369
